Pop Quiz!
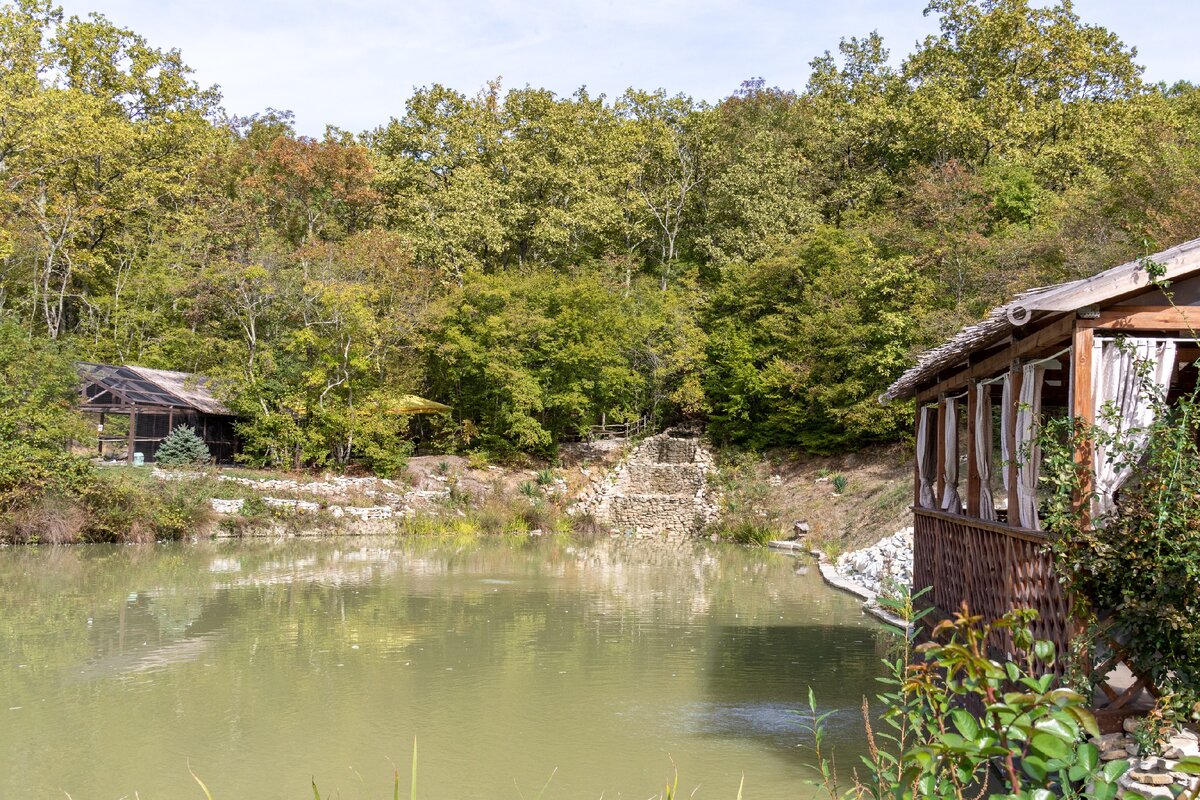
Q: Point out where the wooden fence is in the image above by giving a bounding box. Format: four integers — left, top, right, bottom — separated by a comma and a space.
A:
912, 507, 1075, 668
563, 416, 652, 442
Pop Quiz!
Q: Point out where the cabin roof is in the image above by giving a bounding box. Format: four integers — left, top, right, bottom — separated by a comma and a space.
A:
884, 236, 1200, 400
78, 362, 233, 416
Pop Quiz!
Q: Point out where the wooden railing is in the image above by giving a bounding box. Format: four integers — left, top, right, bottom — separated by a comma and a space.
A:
574, 416, 652, 442
912, 507, 1075, 668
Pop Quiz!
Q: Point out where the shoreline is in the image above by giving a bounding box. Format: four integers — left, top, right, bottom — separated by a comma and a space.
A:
769, 539, 911, 631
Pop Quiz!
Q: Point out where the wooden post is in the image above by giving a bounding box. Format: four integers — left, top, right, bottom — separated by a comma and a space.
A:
966, 380, 981, 517
1006, 362, 1024, 523
913, 410, 923, 508
935, 394, 947, 505
1072, 325, 1095, 528
127, 409, 138, 465
98, 412, 105, 457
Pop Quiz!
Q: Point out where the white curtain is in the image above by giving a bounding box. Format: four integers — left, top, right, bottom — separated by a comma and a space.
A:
1090, 338, 1177, 520
940, 397, 963, 513
974, 383, 996, 521
916, 406, 936, 508
1016, 362, 1046, 530
1000, 372, 1012, 496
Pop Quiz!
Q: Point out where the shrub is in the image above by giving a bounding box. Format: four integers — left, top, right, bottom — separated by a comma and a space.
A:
831, 473, 848, 493
154, 426, 211, 467
1039, 330, 1200, 730
1042, 394, 1200, 730
805, 602, 1191, 800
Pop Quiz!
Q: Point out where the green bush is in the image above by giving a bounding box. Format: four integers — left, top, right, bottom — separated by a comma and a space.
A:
1042, 389, 1200, 729
154, 426, 211, 467
804, 602, 1193, 800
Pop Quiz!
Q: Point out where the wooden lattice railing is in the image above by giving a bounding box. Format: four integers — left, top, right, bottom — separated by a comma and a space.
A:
912, 507, 1157, 730
912, 508, 1075, 668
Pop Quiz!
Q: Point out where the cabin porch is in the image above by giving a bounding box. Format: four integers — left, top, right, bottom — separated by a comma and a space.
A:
889, 242, 1200, 729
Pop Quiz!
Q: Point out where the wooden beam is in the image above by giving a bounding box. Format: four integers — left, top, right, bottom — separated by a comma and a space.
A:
1072, 325, 1095, 529
127, 409, 138, 465
915, 314, 1075, 404
1078, 305, 1200, 331
1006, 362, 1023, 522
913, 411, 922, 508
966, 380, 981, 517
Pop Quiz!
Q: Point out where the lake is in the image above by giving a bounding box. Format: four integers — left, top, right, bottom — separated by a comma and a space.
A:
0, 536, 893, 799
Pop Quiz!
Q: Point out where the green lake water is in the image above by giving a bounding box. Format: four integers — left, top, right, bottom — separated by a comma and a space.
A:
0, 536, 893, 799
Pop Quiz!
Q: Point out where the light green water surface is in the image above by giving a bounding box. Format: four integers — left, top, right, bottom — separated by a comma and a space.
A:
0, 536, 892, 799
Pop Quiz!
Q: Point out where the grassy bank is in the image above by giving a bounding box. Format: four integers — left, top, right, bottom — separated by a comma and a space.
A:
706, 443, 912, 553
1, 467, 217, 544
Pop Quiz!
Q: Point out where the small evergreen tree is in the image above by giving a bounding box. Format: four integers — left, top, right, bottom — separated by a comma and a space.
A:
154, 426, 211, 467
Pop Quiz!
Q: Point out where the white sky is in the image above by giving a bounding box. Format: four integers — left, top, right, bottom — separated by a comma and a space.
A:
52, 0, 1200, 136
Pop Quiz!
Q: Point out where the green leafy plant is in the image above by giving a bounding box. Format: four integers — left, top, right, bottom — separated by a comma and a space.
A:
1039, 342, 1200, 731
808, 602, 1136, 800
155, 426, 211, 467
831, 474, 848, 493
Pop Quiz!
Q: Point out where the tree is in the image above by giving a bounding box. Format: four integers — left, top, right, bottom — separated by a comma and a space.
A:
0, 319, 90, 509
153, 426, 210, 467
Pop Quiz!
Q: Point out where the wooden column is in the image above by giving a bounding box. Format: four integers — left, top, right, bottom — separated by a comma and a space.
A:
1006, 362, 1024, 521
966, 380, 981, 517
127, 409, 138, 465
1071, 325, 1095, 528
935, 395, 947, 505
913, 410, 923, 508
98, 412, 105, 457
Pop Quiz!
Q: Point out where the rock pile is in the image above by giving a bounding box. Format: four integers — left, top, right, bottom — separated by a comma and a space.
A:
207, 496, 399, 520
1098, 722, 1200, 798
834, 527, 914, 597
572, 431, 719, 541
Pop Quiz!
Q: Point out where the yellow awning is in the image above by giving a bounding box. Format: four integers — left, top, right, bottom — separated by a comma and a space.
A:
385, 395, 452, 415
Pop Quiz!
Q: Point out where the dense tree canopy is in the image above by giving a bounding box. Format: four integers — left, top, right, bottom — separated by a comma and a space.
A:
2, 0, 1199, 465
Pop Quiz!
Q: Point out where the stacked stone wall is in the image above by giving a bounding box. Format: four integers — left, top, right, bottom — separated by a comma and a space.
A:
571, 431, 719, 541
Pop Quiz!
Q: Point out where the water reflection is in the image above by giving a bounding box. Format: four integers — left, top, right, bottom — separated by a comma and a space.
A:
0, 536, 893, 800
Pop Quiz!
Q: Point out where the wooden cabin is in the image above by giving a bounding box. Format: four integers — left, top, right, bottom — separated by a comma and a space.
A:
77, 362, 239, 464
884, 236, 1200, 727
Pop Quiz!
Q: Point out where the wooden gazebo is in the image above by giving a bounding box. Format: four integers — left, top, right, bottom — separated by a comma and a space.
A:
884, 236, 1200, 727
77, 362, 239, 464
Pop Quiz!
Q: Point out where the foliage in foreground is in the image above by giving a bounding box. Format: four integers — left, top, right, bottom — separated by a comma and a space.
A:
809, 601, 1200, 800
1040, 334, 1200, 733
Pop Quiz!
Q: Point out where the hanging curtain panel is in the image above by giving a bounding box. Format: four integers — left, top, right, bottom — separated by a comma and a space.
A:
916, 406, 937, 509
974, 383, 996, 521
1016, 362, 1046, 530
1000, 373, 1012, 496
1090, 338, 1177, 520
940, 396, 963, 514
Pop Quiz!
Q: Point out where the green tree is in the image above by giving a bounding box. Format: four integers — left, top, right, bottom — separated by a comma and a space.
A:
153, 426, 210, 467
0, 320, 90, 509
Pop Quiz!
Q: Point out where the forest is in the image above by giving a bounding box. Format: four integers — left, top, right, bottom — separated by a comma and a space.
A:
3, 0, 1200, 488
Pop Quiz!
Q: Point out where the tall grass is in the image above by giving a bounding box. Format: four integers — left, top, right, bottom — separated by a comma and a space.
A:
2, 469, 217, 544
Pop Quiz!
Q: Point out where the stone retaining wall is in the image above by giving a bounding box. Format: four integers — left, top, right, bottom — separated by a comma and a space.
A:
572, 431, 719, 541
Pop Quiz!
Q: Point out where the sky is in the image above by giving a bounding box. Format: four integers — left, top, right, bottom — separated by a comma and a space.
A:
52, 0, 1200, 136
